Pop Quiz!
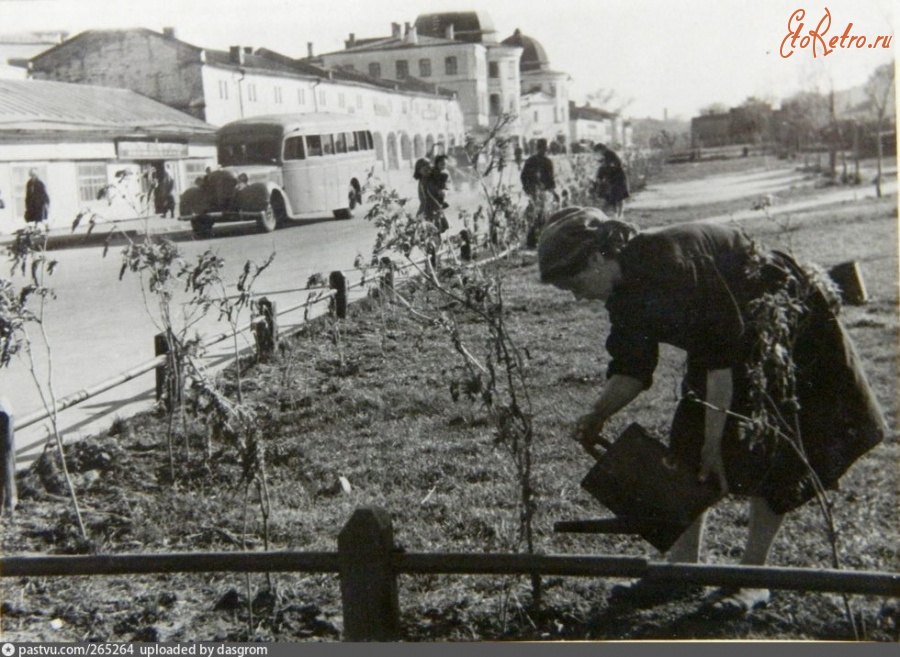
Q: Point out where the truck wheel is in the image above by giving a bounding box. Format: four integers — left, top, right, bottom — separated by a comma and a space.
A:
191, 217, 214, 238
257, 202, 278, 233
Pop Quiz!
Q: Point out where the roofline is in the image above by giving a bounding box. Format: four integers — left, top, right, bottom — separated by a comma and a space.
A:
29, 27, 203, 65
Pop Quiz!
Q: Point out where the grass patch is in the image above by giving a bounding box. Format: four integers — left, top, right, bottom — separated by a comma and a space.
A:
2, 189, 897, 642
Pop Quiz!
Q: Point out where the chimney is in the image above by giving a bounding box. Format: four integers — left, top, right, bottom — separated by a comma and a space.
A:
346, 32, 356, 48
229, 45, 245, 65
391, 22, 401, 38
162, 27, 176, 39
445, 24, 455, 40
407, 25, 418, 44
307, 42, 314, 58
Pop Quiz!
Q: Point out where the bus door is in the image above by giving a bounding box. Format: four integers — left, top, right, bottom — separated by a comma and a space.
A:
282, 134, 310, 215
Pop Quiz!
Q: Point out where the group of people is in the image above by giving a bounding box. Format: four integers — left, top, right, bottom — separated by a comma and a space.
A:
520, 138, 630, 248
11, 165, 176, 228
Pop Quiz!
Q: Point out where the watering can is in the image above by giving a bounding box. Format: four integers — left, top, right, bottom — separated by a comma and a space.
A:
556, 423, 723, 553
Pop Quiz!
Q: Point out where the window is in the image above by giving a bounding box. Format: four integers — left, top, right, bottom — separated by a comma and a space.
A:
338, 92, 345, 109
419, 58, 431, 77
445, 56, 458, 75
274, 86, 283, 104
355, 130, 371, 150
488, 62, 499, 78
369, 62, 381, 78
334, 132, 347, 153
402, 101, 408, 114
395, 60, 408, 79
218, 80, 229, 99
76, 163, 107, 203
318, 89, 327, 107
248, 83, 257, 102
306, 135, 323, 157
346, 131, 359, 152
356, 94, 363, 109
508, 62, 517, 79
489, 94, 502, 115
298, 88, 306, 105
322, 134, 335, 155
534, 111, 539, 122
184, 160, 208, 185
11, 165, 46, 218
284, 136, 306, 160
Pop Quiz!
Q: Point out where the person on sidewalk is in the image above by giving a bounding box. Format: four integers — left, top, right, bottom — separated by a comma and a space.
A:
591, 143, 630, 218
537, 207, 886, 617
155, 166, 177, 219
24, 169, 50, 224
520, 139, 560, 248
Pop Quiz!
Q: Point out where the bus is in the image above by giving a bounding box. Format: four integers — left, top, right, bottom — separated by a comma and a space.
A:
179, 113, 377, 236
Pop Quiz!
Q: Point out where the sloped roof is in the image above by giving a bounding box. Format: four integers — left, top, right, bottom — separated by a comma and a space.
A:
317, 33, 459, 57
0, 78, 216, 137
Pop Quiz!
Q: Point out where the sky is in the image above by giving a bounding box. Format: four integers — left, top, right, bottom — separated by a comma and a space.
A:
0, 0, 895, 120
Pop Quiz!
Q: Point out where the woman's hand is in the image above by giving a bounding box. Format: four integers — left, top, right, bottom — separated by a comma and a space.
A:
575, 411, 606, 450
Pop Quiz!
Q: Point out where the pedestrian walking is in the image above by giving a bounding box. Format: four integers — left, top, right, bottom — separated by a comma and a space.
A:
591, 143, 630, 217
155, 166, 176, 218
24, 168, 50, 224
520, 138, 559, 248
538, 207, 886, 616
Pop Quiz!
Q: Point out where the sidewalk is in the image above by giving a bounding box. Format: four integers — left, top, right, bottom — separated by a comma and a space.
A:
0, 213, 192, 250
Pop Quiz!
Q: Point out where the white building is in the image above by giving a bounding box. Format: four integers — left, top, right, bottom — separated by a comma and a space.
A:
313, 13, 523, 139
0, 79, 216, 235
569, 102, 631, 150
28, 28, 466, 176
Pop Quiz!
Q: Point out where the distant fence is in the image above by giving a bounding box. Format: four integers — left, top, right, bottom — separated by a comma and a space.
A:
1, 506, 898, 641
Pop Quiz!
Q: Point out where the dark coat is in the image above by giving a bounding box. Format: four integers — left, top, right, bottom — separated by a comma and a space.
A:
594, 150, 630, 205
24, 176, 50, 223
604, 223, 886, 514
520, 153, 556, 196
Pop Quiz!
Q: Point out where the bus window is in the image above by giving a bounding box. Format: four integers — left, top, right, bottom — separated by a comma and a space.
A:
355, 131, 367, 151
335, 132, 348, 154
346, 132, 359, 152
322, 134, 335, 155
366, 131, 374, 150
307, 134, 323, 157
284, 136, 306, 160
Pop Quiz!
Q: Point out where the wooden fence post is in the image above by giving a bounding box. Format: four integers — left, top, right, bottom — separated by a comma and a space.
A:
330, 271, 348, 319
338, 506, 401, 641
459, 229, 473, 262
828, 261, 869, 305
0, 398, 17, 513
379, 257, 394, 294
253, 297, 278, 361
154, 332, 167, 402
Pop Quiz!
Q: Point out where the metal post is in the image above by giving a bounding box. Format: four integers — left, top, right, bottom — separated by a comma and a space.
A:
330, 271, 347, 319
0, 398, 16, 513
338, 507, 401, 641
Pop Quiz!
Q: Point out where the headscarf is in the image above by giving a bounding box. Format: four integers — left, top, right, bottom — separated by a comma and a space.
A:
538, 206, 638, 283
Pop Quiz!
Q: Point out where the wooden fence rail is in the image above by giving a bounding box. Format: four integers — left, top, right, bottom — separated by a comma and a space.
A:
2, 506, 898, 641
